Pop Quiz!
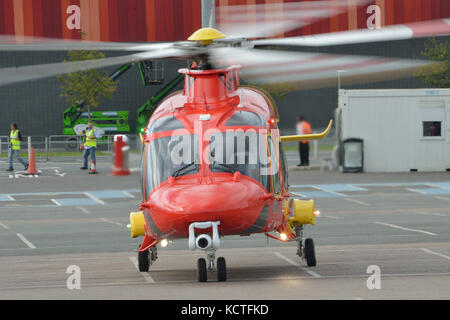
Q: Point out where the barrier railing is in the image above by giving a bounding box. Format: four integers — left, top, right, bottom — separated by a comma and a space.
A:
0, 134, 141, 162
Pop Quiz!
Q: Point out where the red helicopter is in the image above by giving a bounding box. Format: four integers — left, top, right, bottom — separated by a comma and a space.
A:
0, 3, 448, 282
129, 31, 333, 280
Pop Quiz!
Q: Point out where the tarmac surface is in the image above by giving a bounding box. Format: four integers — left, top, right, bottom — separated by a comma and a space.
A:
0, 153, 449, 300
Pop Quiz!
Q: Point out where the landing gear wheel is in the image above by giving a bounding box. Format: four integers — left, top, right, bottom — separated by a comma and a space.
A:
217, 257, 227, 282
150, 247, 158, 262
197, 258, 207, 282
304, 238, 317, 267
138, 249, 150, 272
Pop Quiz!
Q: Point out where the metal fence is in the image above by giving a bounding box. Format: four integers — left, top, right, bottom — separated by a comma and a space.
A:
0, 134, 142, 161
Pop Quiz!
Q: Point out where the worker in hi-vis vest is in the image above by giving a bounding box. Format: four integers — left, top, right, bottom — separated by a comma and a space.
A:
7, 123, 28, 172
80, 122, 101, 170
296, 116, 312, 167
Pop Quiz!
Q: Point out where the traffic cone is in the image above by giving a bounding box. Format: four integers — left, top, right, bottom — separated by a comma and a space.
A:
89, 160, 97, 174
25, 147, 39, 175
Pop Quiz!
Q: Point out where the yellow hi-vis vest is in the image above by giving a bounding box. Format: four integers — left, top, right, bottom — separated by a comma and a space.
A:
85, 129, 97, 148
10, 130, 21, 150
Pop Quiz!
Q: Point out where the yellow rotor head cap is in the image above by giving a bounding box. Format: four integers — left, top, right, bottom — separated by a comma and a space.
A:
188, 27, 226, 45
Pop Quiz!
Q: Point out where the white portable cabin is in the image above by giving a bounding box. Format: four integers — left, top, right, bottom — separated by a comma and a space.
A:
337, 89, 450, 172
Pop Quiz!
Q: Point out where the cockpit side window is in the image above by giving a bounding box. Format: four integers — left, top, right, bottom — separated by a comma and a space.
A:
148, 116, 185, 134
225, 111, 266, 127
267, 136, 281, 194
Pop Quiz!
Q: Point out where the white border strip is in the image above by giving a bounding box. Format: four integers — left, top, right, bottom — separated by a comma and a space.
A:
84, 192, 106, 205
16, 233, 36, 249
129, 256, 155, 283
274, 252, 321, 278
373, 222, 437, 236
420, 248, 450, 261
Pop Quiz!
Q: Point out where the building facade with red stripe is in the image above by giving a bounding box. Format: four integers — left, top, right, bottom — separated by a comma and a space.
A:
0, 0, 448, 42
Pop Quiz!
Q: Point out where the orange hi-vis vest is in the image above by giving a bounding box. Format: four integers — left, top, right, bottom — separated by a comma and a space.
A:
301, 121, 312, 144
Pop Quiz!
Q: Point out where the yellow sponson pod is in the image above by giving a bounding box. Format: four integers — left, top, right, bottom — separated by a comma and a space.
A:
289, 199, 316, 226
129, 211, 145, 238
188, 27, 226, 45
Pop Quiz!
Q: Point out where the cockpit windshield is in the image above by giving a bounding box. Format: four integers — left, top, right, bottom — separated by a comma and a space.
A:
209, 131, 270, 190
143, 134, 200, 195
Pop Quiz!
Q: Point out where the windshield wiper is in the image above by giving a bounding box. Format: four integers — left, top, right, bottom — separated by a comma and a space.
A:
210, 161, 236, 174
170, 162, 199, 178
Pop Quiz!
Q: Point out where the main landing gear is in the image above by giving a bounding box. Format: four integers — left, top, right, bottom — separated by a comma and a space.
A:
197, 250, 227, 282
138, 245, 158, 272
295, 226, 317, 267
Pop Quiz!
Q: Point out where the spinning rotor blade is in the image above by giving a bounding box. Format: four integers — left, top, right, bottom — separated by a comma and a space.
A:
210, 47, 434, 90
253, 19, 450, 47
0, 48, 188, 87
217, 0, 371, 39
0, 35, 175, 52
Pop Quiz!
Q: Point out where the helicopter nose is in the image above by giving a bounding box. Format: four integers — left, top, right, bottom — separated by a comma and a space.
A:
147, 176, 268, 237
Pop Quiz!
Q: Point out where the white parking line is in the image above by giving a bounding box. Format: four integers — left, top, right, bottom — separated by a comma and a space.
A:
344, 198, 370, 206
323, 215, 342, 219
84, 192, 106, 205
274, 252, 321, 278
129, 256, 155, 283
77, 206, 91, 214
50, 199, 62, 206
420, 248, 450, 261
373, 222, 437, 236
414, 211, 447, 217
99, 218, 123, 227
406, 188, 427, 195
16, 233, 36, 249
123, 191, 135, 198
0, 221, 10, 230
434, 196, 450, 202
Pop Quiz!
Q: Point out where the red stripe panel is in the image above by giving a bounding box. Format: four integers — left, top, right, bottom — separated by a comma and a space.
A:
441, 0, 450, 19
127, 0, 137, 42
32, 0, 43, 37
108, 0, 119, 41
154, 0, 165, 41
393, 0, 403, 24
135, 0, 146, 41
191, 0, 202, 32
3, 0, 15, 35
173, 0, 185, 41
183, 0, 193, 40
430, 0, 441, 19
0, 0, 5, 35
117, 0, 129, 41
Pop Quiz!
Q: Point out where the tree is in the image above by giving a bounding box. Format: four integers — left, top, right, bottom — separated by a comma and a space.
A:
416, 37, 450, 88
58, 35, 118, 122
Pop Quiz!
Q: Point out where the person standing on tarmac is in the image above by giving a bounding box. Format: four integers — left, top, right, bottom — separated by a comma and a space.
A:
296, 116, 312, 167
80, 122, 100, 170
6, 123, 28, 172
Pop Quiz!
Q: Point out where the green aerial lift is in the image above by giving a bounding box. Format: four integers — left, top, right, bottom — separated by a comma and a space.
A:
62, 61, 185, 149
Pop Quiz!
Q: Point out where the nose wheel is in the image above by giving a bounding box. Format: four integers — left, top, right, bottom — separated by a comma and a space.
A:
137, 245, 158, 272
295, 226, 317, 267
197, 251, 227, 282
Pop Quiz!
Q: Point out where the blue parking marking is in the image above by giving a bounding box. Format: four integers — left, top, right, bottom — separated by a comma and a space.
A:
291, 191, 342, 198
313, 184, 365, 192
55, 198, 100, 206
0, 194, 13, 201
409, 188, 450, 195
87, 190, 134, 199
